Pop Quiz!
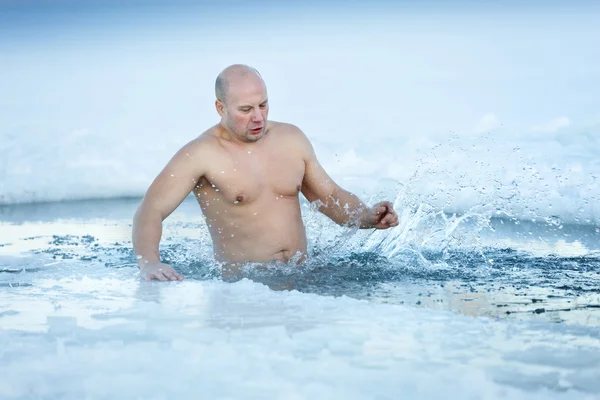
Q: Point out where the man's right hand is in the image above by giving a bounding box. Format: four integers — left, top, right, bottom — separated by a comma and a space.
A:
139, 262, 184, 281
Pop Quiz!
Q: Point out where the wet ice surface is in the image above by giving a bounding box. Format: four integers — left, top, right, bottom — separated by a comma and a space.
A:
1, 198, 600, 399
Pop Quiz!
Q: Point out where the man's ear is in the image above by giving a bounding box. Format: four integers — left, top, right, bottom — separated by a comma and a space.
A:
215, 99, 225, 117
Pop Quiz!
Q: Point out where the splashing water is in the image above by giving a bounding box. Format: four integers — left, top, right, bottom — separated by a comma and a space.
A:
2, 161, 600, 398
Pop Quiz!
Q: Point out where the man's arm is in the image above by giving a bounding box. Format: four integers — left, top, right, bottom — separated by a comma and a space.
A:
296, 127, 398, 229
132, 139, 208, 280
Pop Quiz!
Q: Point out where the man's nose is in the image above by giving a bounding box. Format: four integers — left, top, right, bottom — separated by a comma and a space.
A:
251, 110, 263, 122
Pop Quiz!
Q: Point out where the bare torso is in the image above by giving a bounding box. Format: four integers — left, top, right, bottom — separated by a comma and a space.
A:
192, 122, 307, 264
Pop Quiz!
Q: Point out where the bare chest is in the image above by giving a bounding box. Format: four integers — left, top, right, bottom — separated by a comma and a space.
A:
195, 145, 305, 205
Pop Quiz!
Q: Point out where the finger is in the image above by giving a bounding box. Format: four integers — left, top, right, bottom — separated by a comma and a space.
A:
166, 270, 182, 281
168, 267, 184, 281
374, 205, 386, 215
163, 271, 177, 281
374, 206, 388, 218
172, 268, 184, 280
383, 202, 395, 214
382, 213, 395, 225
153, 271, 168, 282
378, 216, 397, 229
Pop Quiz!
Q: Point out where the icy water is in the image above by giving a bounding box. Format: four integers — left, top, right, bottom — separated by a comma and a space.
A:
1, 197, 599, 399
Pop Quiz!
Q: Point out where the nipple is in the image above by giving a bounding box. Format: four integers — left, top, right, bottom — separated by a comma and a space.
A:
235, 195, 244, 203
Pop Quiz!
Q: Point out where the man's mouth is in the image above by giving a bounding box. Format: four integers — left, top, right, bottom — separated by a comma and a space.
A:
250, 127, 263, 134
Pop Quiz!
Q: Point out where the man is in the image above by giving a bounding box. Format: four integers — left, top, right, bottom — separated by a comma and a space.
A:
133, 64, 399, 281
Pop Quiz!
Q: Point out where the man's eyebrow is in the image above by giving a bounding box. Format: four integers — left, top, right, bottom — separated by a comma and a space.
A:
238, 100, 268, 109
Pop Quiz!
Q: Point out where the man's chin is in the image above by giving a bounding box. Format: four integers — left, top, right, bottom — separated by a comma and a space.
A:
247, 130, 264, 140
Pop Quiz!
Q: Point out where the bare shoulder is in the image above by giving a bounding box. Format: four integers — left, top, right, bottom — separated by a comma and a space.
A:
158, 127, 223, 183
174, 126, 221, 159
269, 121, 308, 138
268, 121, 315, 155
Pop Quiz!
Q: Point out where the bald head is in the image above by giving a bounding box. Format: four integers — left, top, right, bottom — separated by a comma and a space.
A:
215, 64, 263, 104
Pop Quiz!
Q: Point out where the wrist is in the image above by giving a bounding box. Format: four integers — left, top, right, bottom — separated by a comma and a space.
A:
136, 255, 159, 268
357, 207, 373, 229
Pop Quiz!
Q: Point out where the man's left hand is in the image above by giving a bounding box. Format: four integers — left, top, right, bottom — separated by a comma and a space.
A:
363, 201, 399, 229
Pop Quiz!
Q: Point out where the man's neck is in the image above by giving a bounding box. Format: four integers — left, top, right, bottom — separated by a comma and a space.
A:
217, 122, 267, 146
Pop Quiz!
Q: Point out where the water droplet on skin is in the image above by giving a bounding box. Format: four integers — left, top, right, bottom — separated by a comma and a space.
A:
215, 189, 220, 192
220, 171, 225, 174
231, 234, 235, 237
170, 174, 174, 177
233, 169, 237, 172
253, 212, 258, 216
234, 201, 239, 204
211, 184, 216, 188
248, 151, 251, 154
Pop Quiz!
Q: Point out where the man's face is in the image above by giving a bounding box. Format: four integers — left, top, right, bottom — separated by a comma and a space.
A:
218, 75, 269, 143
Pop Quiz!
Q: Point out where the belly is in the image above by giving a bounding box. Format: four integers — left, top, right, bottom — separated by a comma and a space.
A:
205, 196, 307, 264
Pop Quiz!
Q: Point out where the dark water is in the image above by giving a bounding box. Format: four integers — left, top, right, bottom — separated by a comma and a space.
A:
8, 234, 599, 326
2, 197, 600, 326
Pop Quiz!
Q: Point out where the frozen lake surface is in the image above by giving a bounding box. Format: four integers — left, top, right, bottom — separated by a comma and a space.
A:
1, 198, 599, 399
